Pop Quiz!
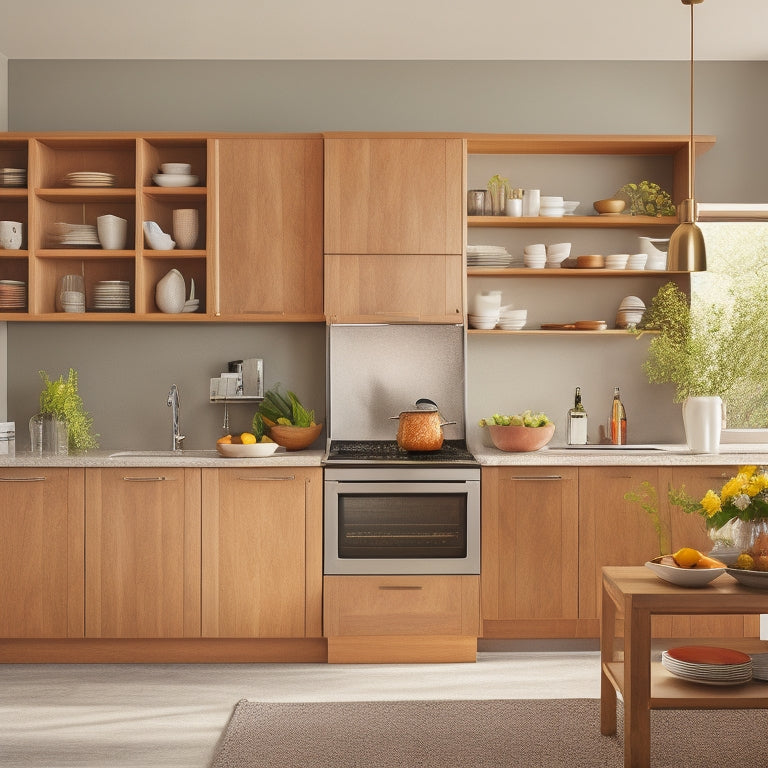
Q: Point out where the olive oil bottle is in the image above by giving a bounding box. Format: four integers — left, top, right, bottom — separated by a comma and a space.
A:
567, 387, 588, 445
610, 386, 628, 445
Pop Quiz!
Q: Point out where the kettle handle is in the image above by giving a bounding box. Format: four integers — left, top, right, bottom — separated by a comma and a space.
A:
415, 397, 439, 410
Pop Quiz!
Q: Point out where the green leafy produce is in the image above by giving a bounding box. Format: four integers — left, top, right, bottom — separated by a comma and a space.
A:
479, 410, 551, 428
38, 368, 98, 451
251, 412, 266, 441
256, 384, 315, 428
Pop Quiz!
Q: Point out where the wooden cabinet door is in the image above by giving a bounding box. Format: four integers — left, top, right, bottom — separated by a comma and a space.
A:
481, 467, 578, 636
216, 137, 323, 319
202, 467, 322, 638
324, 136, 464, 256
85, 468, 201, 638
578, 466, 664, 622
0, 468, 84, 638
324, 252, 464, 324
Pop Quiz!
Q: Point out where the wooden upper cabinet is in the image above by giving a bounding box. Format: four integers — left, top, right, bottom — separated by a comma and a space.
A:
84, 468, 201, 639
324, 135, 465, 256
0, 468, 84, 638
215, 136, 324, 320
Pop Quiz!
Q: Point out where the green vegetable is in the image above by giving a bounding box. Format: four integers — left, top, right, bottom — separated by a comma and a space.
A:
251, 412, 266, 440
257, 384, 315, 427
479, 410, 551, 428
38, 368, 98, 452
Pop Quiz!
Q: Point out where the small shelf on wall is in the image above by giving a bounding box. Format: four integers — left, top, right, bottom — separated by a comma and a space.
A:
466, 268, 683, 277
467, 328, 655, 336
468, 215, 679, 228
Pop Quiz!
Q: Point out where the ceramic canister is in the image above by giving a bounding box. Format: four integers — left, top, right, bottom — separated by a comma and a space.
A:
155, 268, 186, 313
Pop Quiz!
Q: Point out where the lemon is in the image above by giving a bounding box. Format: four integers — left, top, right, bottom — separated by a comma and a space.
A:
736, 553, 755, 570
260, 435, 275, 443
672, 547, 702, 568
240, 432, 257, 444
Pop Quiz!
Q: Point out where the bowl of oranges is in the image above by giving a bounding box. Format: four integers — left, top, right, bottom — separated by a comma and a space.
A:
216, 432, 280, 458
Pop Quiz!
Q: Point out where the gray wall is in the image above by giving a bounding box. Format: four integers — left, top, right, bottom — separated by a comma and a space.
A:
6, 60, 768, 449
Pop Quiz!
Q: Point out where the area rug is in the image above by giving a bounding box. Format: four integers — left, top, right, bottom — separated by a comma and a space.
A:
210, 698, 768, 768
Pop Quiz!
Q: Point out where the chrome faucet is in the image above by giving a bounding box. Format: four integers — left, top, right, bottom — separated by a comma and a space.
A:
166, 384, 186, 451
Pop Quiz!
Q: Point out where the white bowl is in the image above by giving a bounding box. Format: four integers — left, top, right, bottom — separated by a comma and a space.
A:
547, 242, 571, 254
143, 221, 176, 250
216, 441, 280, 458
498, 321, 526, 330
152, 173, 199, 188
563, 201, 580, 214
627, 253, 648, 270
160, 163, 192, 175
605, 254, 629, 269
645, 560, 725, 587
619, 295, 646, 310
540, 196, 563, 204
523, 243, 546, 254
500, 309, 527, 319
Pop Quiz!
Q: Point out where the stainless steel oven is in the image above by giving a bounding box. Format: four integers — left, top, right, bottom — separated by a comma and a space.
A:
324, 443, 480, 575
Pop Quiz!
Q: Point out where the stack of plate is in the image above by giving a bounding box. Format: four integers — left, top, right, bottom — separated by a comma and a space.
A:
466, 245, 517, 268
605, 253, 629, 270
0, 279, 27, 310
498, 307, 527, 330
539, 195, 566, 217
90, 280, 131, 312
0, 168, 26, 187
52, 222, 100, 248
749, 653, 768, 681
64, 171, 117, 188
662, 646, 753, 686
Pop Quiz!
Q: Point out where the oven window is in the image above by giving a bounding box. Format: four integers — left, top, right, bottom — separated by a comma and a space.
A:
337, 493, 467, 559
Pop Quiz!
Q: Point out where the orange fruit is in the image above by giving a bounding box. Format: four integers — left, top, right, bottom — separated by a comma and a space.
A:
672, 547, 702, 568
217, 435, 232, 444
695, 555, 726, 569
240, 432, 257, 445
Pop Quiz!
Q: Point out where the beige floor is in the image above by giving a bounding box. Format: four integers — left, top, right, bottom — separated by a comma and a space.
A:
0, 646, 601, 768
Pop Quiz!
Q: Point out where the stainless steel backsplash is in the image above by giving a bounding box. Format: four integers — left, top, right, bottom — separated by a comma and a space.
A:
328, 324, 466, 441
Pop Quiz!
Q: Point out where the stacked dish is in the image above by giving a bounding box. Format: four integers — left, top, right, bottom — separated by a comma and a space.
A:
627, 253, 648, 270
616, 295, 646, 329
498, 306, 526, 330
0, 279, 26, 309
563, 201, 580, 215
604, 253, 629, 270
0, 168, 26, 187
153, 162, 198, 188
523, 243, 546, 269
466, 244, 518, 268
661, 646, 752, 686
545, 242, 571, 268
539, 196, 565, 217
90, 280, 131, 312
51, 222, 100, 248
468, 290, 501, 329
64, 171, 117, 188
749, 653, 768, 681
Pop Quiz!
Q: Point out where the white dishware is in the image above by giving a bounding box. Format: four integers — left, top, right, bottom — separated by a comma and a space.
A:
56, 274, 85, 312
172, 208, 199, 249
604, 254, 629, 270
504, 198, 522, 217
160, 163, 192, 175
143, 221, 175, 250
563, 201, 580, 215
216, 441, 280, 458
97, 214, 128, 250
645, 560, 725, 587
682, 395, 723, 454
522, 189, 540, 217
627, 253, 648, 270
155, 268, 186, 314
523, 243, 546, 255
152, 173, 199, 188
0, 221, 22, 249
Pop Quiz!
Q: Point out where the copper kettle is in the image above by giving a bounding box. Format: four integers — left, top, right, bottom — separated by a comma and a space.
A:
390, 398, 456, 452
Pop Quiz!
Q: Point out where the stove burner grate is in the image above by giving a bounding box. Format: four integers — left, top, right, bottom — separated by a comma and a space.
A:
326, 439, 476, 465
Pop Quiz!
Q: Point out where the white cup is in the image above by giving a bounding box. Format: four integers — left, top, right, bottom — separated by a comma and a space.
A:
522, 189, 541, 217
97, 214, 128, 250
172, 208, 199, 250
0, 221, 22, 249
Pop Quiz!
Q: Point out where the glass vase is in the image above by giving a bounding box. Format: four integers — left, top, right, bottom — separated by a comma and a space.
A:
28, 413, 68, 455
736, 519, 768, 569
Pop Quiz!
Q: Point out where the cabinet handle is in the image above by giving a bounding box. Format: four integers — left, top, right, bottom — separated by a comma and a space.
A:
505, 475, 562, 481
122, 476, 168, 482
0, 476, 46, 482
237, 475, 296, 481
378, 585, 423, 591
213, 139, 221, 317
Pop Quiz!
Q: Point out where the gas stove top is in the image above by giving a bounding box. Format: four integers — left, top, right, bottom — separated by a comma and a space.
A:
325, 439, 478, 467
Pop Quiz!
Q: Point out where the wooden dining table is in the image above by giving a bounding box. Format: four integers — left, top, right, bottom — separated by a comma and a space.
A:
600, 566, 768, 768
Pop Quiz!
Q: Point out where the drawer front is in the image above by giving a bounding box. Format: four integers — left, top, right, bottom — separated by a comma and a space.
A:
323, 575, 480, 636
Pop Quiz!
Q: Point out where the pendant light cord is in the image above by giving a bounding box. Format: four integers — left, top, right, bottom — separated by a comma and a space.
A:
689, 0, 695, 202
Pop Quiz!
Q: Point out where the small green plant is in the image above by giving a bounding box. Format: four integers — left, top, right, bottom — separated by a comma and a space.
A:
618, 180, 675, 217
38, 368, 98, 451
624, 481, 671, 556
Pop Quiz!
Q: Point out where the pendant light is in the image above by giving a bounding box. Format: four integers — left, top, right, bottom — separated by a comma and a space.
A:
667, 0, 707, 272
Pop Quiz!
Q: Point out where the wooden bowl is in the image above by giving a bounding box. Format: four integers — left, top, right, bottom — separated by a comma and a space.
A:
268, 423, 323, 451
576, 254, 605, 269
487, 422, 555, 452
593, 198, 626, 215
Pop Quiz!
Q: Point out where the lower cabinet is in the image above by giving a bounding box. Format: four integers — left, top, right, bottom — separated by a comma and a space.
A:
481, 467, 579, 638
0, 468, 84, 638
201, 467, 323, 638
85, 468, 201, 638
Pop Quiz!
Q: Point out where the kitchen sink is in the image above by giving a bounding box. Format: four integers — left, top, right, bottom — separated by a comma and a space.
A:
108, 449, 220, 459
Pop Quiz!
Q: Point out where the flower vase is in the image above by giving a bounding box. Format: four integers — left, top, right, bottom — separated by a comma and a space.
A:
29, 412, 68, 455
682, 396, 722, 454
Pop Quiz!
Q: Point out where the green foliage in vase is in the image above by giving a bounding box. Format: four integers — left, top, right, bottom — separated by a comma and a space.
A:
637, 281, 768, 405
38, 368, 98, 451
618, 180, 675, 217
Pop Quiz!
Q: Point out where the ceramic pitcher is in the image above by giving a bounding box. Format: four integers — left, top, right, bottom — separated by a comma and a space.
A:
682, 396, 722, 454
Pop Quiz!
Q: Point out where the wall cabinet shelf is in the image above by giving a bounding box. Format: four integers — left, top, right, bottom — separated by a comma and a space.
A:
468, 215, 679, 229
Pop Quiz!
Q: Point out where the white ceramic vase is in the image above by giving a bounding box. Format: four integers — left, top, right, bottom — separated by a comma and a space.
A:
155, 268, 186, 314
682, 395, 723, 454
172, 208, 199, 250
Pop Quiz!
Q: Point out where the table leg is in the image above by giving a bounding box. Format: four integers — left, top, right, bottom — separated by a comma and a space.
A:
600, 578, 617, 736
623, 600, 652, 768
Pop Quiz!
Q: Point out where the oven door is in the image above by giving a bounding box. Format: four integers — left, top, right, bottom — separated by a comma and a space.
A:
324, 480, 480, 575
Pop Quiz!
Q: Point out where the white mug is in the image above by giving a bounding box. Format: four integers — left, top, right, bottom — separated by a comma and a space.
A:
522, 189, 541, 217
0, 221, 22, 250
97, 214, 128, 250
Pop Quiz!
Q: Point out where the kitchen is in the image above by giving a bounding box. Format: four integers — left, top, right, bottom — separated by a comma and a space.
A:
1, 1, 768, 765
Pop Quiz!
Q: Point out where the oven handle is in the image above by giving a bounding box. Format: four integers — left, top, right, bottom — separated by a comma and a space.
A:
330, 481, 478, 494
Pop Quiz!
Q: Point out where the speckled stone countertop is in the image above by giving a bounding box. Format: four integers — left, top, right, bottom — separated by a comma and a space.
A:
471, 443, 768, 467
0, 449, 325, 468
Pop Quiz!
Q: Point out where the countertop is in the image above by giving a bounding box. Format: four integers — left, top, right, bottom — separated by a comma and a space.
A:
0, 449, 325, 468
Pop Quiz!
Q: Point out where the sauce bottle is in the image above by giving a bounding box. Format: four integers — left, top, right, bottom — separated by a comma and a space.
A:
610, 387, 628, 445
567, 387, 588, 445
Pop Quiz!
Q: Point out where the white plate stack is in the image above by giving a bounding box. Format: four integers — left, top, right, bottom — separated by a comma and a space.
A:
52, 222, 100, 248
0, 168, 26, 187
498, 306, 527, 330
64, 171, 117, 188
539, 195, 565, 217
627, 253, 648, 270
0, 279, 27, 310
468, 290, 501, 329
523, 243, 546, 269
661, 646, 753, 686
90, 280, 131, 312
749, 653, 768, 681
466, 245, 517, 268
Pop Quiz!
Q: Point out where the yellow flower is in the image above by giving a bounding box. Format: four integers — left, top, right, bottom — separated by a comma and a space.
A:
720, 476, 744, 502
701, 489, 722, 518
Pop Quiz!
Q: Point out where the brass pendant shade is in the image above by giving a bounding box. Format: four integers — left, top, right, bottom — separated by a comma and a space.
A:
667, 0, 707, 272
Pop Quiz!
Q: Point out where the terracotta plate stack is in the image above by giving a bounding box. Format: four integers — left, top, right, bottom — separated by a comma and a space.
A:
0, 279, 26, 310
662, 645, 753, 685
